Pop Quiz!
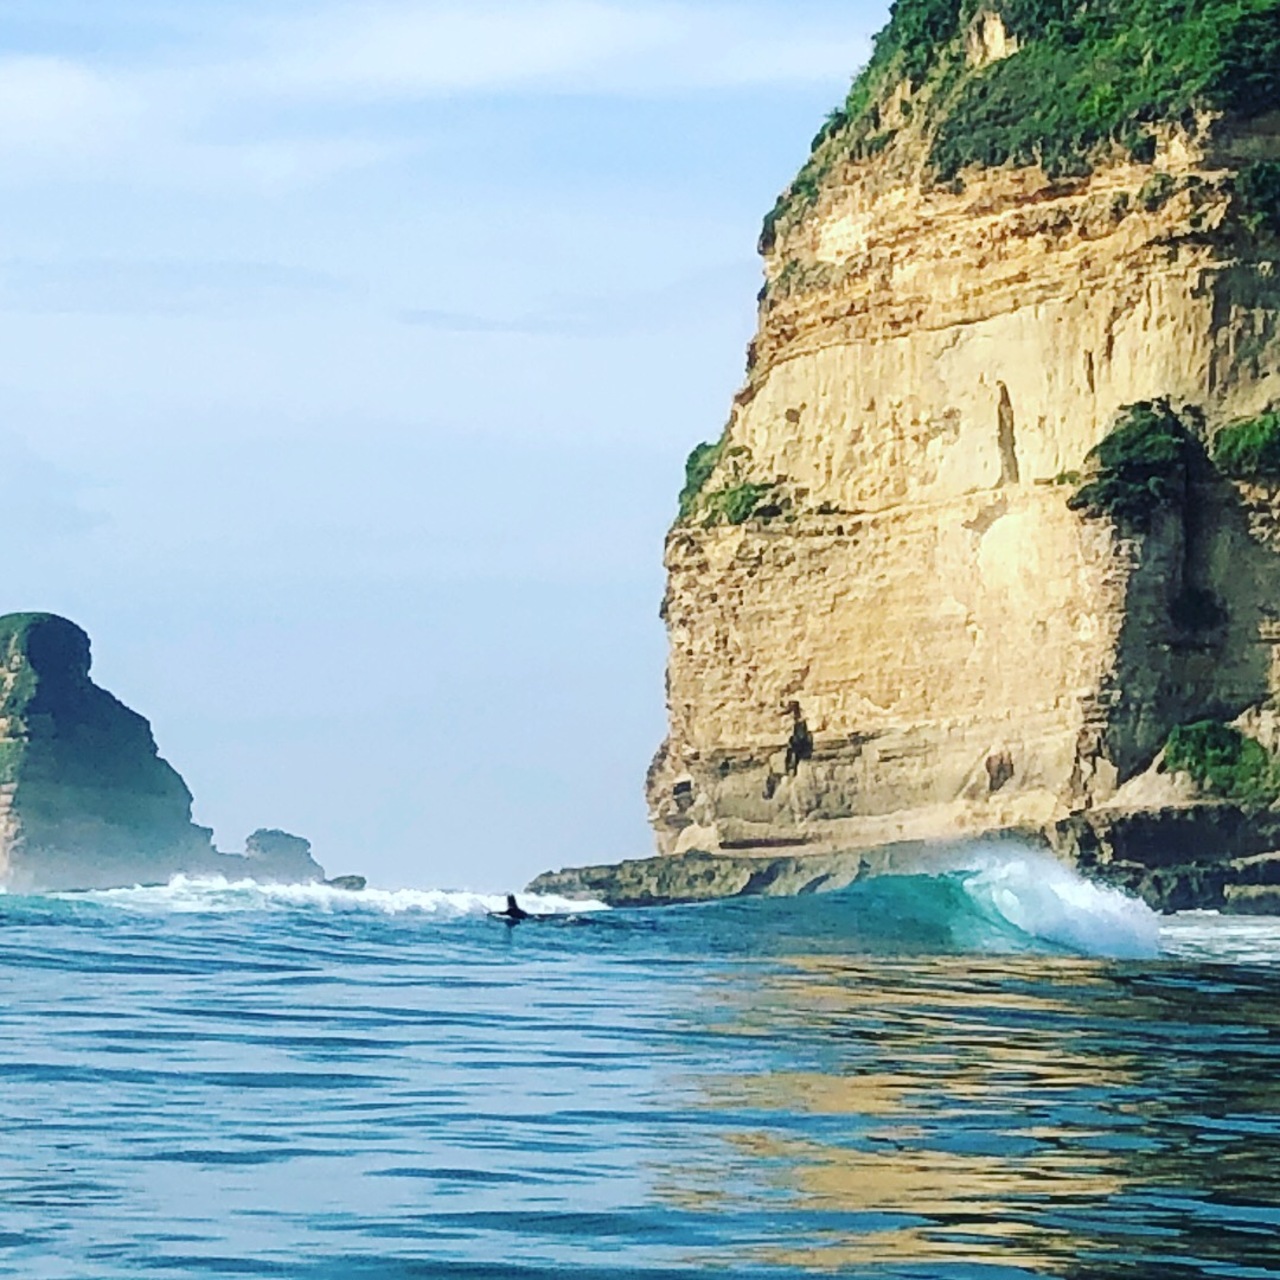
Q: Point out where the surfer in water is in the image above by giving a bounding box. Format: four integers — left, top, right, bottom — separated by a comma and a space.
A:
494, 894, 530, 923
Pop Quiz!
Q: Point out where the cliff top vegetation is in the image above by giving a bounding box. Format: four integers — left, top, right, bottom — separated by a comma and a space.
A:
0, 611, 190, 802
765, 0, 1280, 247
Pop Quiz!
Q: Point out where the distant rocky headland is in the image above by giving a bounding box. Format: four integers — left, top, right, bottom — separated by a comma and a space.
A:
532, 0, 1280, 914
0, 612, 327, 892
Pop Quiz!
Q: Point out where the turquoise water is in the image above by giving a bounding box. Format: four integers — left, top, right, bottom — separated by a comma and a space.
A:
2, 854, 1279, 1278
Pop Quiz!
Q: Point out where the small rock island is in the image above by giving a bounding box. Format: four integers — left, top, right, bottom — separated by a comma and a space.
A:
0, 612, 325, 892
533, 1, 1280, 914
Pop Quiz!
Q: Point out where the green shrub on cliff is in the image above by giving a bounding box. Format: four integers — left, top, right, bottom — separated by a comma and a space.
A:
1164, 720, 1279, 805
1237, 161, 1280, 236
1212, 412, 1280, 478
0, 740, 22, 786
678, 440, 725, 519
762, 164, 829, 251
1068, 400, 1191, 528
871, 0, 966, 86
678, 440, 779, 526
702, 482, 774, 527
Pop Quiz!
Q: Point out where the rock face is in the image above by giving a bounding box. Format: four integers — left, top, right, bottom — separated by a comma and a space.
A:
1047, 805, 1280, 914
531, 850, 879, 908
646, 4, 1280, 893
0, 613, 324, 891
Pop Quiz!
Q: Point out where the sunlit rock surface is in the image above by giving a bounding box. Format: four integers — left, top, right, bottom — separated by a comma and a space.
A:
534, 8, 1280, 912
638, 10, 1280, 892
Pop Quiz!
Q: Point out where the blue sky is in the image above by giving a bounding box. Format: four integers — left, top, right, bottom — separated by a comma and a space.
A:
0, 0, 881, 888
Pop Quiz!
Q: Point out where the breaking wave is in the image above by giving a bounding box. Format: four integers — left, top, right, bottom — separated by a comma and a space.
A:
1160, 911, 1280, 965
55, 877, 607, 919
685, 848, 1164, 960
0, 850, 1167, 958
956, 850, 1162, 959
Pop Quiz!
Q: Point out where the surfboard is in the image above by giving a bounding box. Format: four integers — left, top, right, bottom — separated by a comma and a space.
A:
487, 910, 596, 925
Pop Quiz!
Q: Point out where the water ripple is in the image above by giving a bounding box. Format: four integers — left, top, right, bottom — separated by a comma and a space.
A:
1, 872, 1279, 1277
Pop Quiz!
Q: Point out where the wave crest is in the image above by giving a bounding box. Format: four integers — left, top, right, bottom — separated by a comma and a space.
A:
958, 850, 1160, 959
60, 877, 606, 918
14, 851, 1162, 958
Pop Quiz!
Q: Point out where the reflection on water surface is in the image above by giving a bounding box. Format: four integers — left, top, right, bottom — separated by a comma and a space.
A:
670, 953, 1280, 1276
2, 884, 1279, 1278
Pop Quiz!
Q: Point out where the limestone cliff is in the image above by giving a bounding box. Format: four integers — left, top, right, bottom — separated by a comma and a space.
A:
0, 613, 324, 891
648, 2, 1280, 876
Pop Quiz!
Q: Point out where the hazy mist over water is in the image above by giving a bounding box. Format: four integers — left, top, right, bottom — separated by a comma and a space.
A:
3, 862, 1280, 1278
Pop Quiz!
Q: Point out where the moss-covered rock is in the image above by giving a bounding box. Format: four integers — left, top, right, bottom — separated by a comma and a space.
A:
1066, 399, 1193, 529
1212, 411, 1280, 478
1162, 720, 1279, 806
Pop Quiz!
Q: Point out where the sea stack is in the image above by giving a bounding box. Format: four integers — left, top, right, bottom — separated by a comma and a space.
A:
0, 613, 324, 891
629, 3, 1280, 909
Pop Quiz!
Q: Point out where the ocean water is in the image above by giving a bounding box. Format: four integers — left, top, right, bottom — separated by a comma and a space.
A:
2, 851, 1279, 1279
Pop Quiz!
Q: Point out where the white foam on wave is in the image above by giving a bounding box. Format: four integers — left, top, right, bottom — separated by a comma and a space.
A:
63, 876, 607, 919
1160, 911, 1280, 965
959, 848, 1162, 959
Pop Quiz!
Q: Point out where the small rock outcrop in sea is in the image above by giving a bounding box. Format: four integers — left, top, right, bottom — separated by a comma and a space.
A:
0, 613, 326, 892
538, 2, 1280, 913
242, 828, 325, 883
325, 875, 368, 892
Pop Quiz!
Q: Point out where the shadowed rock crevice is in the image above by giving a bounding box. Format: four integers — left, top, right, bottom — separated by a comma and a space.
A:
996, 383, 1020, 487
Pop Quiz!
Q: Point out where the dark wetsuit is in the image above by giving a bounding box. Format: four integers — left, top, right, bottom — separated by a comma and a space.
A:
497, 894, 530, 922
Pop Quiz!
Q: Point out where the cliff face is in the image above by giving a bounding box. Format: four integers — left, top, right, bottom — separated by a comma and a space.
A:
0, 614, 324, 891
649, 6, 1280, 864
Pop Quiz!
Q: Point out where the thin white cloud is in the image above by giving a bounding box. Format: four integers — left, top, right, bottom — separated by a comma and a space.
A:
0, 259, 354, 317
247, 1, 676, 98
0, 428, 105, 539
0, 56, 143, 159
0, 2, 871, 189
398, 260, 752, 336
238, 1, 870, 99
159, 135, 416, 194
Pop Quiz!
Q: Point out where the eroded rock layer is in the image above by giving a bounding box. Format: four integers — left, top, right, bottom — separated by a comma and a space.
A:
649, 79, 1280, 861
